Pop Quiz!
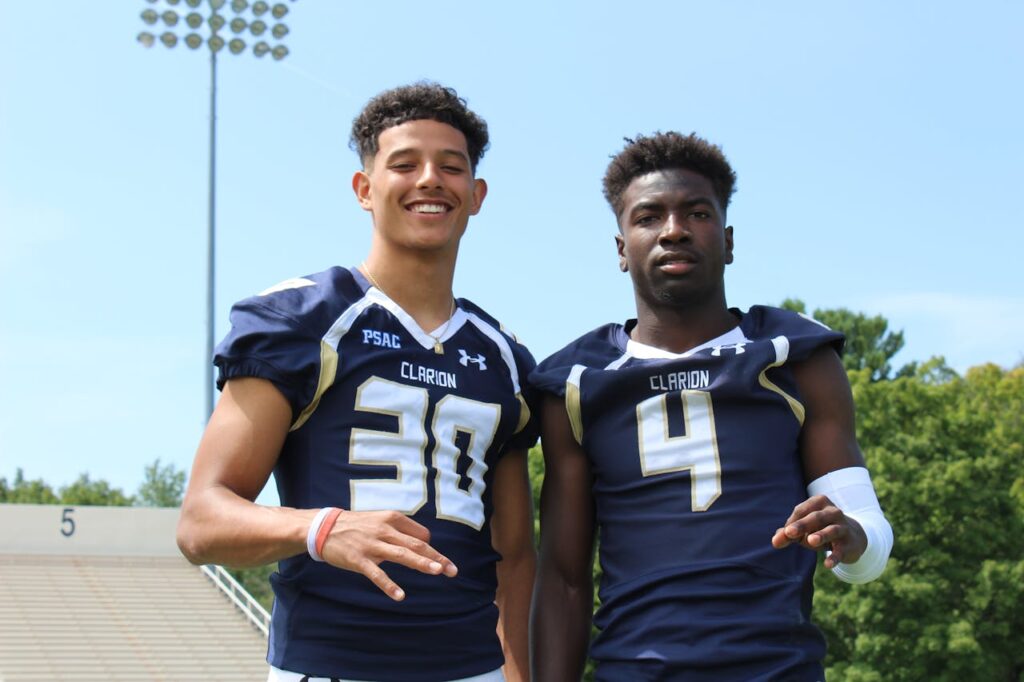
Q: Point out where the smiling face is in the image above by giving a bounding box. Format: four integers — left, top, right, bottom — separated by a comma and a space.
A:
353, 119, 487, 255
616, 167, 734, 313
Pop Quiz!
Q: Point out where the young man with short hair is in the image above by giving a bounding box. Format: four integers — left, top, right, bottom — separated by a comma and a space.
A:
530, 132, 892, 681
178, 83, 536, 682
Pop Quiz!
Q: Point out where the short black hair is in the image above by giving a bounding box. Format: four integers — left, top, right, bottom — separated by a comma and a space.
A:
602, 132, 737, 218
349, 82, 489, 173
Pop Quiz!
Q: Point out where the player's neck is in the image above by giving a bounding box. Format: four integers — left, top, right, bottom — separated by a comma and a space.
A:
360, 250, 457, 331
631, 298, 738, 354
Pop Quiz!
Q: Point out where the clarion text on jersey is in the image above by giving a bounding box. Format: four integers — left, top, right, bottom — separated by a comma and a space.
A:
648, 369, 711, 392
400, 361, 458, 388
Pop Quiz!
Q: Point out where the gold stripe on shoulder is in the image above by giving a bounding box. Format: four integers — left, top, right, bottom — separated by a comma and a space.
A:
566, 381, 583, 445
290, 339, 339, 431
515, 393, 531, 434
758, 368, 805, 425
759, 336, 805, 425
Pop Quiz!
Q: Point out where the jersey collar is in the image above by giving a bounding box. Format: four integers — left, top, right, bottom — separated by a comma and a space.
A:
351, 266, 467, 352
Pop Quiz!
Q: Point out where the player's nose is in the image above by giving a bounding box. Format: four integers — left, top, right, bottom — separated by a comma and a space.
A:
416, 162, 443, 188
659, 213, 690, 243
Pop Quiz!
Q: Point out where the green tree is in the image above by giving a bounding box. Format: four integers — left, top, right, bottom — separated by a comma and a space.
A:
0, 469, 59, 503
59, 473, 133, 506
136, 458, 187, 507
229, 563, 276, 612
814, 363, 1024, 681
780, 298, 907, 381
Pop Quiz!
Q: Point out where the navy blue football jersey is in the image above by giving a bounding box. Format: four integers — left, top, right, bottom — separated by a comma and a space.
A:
530, 306, 844, 682
215, 266, 538, 681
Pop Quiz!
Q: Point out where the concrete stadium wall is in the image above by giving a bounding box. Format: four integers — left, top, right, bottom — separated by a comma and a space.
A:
0, 504, 180, 557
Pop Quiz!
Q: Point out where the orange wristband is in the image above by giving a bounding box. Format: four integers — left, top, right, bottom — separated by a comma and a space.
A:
314, 508, 343, 560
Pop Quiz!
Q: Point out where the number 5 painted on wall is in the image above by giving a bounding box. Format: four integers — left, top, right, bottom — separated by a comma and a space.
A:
636, 390, 721, 512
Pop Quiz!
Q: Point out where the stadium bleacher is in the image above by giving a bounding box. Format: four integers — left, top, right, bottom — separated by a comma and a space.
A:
0, 504, 269, 681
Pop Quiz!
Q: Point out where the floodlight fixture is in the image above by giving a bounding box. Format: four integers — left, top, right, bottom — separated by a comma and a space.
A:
137, 0, 296, 420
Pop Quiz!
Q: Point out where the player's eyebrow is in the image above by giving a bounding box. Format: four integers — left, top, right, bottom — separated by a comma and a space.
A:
633, 196, 716, 212
681, 196, 717, 209
628, 200, 665, 215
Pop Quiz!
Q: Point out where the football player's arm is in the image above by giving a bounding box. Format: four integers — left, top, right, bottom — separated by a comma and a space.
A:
490, 447, 536, 682
177, 376, 456, 600
772, 346, 887, 571
532, 394, 596, 682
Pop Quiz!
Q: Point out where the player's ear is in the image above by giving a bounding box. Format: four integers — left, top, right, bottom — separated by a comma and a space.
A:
353, 170, 373, 211
469, 178, 487, 216
724, 225, 734, 265
615, 233, 628, 272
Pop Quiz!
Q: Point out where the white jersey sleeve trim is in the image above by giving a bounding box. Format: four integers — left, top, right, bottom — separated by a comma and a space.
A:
259, 277, 317, 296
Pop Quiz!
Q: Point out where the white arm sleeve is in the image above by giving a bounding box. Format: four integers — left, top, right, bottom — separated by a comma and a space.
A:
806, 466, 893, 584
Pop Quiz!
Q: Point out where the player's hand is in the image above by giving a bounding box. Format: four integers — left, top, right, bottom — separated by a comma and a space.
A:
771, 495, 867, 569
320, 509, 458, 601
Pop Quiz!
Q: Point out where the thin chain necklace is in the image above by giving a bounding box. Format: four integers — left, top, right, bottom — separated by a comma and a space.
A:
361, 263, 455, 355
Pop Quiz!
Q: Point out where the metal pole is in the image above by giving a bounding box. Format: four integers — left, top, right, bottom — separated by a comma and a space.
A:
206, 44, 217, 420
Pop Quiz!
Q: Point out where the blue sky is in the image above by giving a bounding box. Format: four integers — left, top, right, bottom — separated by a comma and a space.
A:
2, 1, 1021, 499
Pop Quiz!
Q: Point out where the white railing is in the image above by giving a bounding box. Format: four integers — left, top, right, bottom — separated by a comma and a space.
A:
201, 564, 271, 637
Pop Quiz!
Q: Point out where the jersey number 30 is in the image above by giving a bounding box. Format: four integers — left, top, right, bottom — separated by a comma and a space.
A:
636, 390, 721, 512
348, 376, 500, 529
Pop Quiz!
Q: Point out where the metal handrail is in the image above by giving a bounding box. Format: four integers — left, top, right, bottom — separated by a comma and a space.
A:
200, 564, 271, 637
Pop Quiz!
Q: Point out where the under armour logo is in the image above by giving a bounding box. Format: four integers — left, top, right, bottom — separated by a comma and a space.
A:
458, 349, 487, 370
711, 343, 746, 356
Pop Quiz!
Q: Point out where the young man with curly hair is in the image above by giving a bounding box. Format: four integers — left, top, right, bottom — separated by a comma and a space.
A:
530, 132, 893, 681
178, 83, 536, 682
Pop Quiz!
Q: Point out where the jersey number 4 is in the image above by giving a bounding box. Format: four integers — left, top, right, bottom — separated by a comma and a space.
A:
348, 376, 500, 530
636, 390, 722, 512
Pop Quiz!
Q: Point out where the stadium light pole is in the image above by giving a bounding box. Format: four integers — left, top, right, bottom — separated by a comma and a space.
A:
138, 0, 294, 421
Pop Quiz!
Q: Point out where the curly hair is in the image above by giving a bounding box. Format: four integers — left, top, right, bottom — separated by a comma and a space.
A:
349, 82, 489, 173
602, 132, 737, 218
